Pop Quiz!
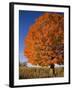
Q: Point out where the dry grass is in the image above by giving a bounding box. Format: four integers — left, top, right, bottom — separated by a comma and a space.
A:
19, 66, 64, 79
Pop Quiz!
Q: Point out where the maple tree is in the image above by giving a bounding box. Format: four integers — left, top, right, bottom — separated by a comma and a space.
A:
24, 13, 64, 76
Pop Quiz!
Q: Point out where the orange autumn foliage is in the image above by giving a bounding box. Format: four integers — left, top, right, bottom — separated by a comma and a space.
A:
24, 13, 64, 66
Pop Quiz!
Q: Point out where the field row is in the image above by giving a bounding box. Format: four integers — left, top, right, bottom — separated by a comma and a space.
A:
19, 66, 64, 79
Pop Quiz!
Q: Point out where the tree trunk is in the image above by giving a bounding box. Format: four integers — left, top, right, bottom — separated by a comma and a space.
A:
50, 64, 56, 77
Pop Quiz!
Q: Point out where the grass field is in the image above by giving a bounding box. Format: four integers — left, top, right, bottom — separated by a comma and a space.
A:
19, 65, 64, 79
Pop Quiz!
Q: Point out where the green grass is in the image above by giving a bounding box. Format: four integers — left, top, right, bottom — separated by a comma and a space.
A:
19, 66, 64, 79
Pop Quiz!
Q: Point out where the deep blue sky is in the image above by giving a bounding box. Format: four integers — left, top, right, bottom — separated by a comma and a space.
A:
19, 10, 44, 63
19, 10, 64, 63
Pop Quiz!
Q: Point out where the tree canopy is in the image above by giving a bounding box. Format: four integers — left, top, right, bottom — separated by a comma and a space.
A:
24, 13, 64, 67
